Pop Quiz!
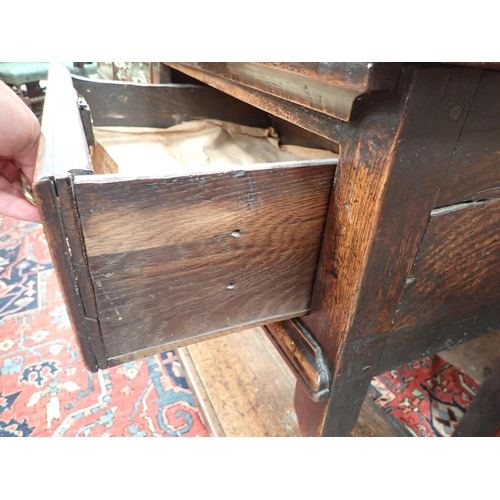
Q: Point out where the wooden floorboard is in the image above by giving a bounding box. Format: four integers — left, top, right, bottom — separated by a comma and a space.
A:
179, 327, 409, 437
438, 330, 500, 385
179, 328, 299, 437
353, 395, 414, 437
178, 326, 500, 437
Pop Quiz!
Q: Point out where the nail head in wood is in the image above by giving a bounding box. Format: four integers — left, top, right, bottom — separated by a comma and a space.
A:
448, 104, 462, 121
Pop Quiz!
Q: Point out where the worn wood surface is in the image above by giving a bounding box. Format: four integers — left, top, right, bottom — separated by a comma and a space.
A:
361, 310, 500, 378
264, 319, 330, 401
452, 356, 500, 437
163, 64, 345, 144
439, 330, 500, 385
56, 177, 98, 320
33, 63, 106, 372
352, 396, 413, 437
73, 160, 335, 359
180, 328, 300, 437
71, 75, 271, 130
348, 66, 481, 339
55, 177, 107, 369
177, 346, 225, 437
32, 180, 101, 371
392, 197, 500, 333
271, 116, 339, 153
167, 63, 402, 121
258, 63, 403, 91
150, 62, 172, 84
435, 71, 500, 206
170, 63, 484, 436
290, 65, 482, 436
300, 67, 476, 362
34, 63, 93, 180
179, 327, 410, 437
107, 316, 306, 367
37, 62, 500, 438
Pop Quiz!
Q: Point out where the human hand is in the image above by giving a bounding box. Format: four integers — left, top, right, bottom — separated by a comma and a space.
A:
0, 81, 42, 223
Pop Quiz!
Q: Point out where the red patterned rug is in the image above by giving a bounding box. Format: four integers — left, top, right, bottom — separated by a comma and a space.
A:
369, 356, 483, 436
0, 215, 493, 437
0, 216, 208, 437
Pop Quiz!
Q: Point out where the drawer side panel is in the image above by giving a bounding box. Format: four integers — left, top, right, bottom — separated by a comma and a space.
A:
74, 161, 335, 359
72, 76, 271, 130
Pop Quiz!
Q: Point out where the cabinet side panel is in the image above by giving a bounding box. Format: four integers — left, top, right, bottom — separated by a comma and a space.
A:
435, 71, 500, 206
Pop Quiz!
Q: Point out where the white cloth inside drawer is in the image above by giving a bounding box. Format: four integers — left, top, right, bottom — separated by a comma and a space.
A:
91, 119, 337, 176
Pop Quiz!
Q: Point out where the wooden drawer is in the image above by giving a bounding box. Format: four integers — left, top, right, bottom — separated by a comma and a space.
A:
32, 64, 337, 372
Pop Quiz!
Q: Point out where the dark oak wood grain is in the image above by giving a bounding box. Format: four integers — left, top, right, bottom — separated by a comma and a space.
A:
35, 62, 500, 436
33, 63, 107, 372
168, 63, 491, 436
168, 63, 402, 121
391, 197, 500, 332
294, 65, 481, 436
259, 62, 403, 91
73, 160, 336, 360
164, 64, 345, 144
350, 312, 500, 378
435, 71, 500, 206
54, 177, 108, 369
349, 66, 481, 339
264, 319, 330, 401
299, 67, 477, 355
32, 180, 102, 371
71, 75, 271, 130
56, 176, 98, 320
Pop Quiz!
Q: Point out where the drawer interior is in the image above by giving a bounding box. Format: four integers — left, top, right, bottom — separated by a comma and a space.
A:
72, 75, 339, 177
91, 120, 337, 177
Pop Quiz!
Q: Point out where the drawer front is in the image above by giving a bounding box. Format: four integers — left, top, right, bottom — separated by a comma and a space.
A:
390, 196, 500, 334
33, 63, 337, 371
